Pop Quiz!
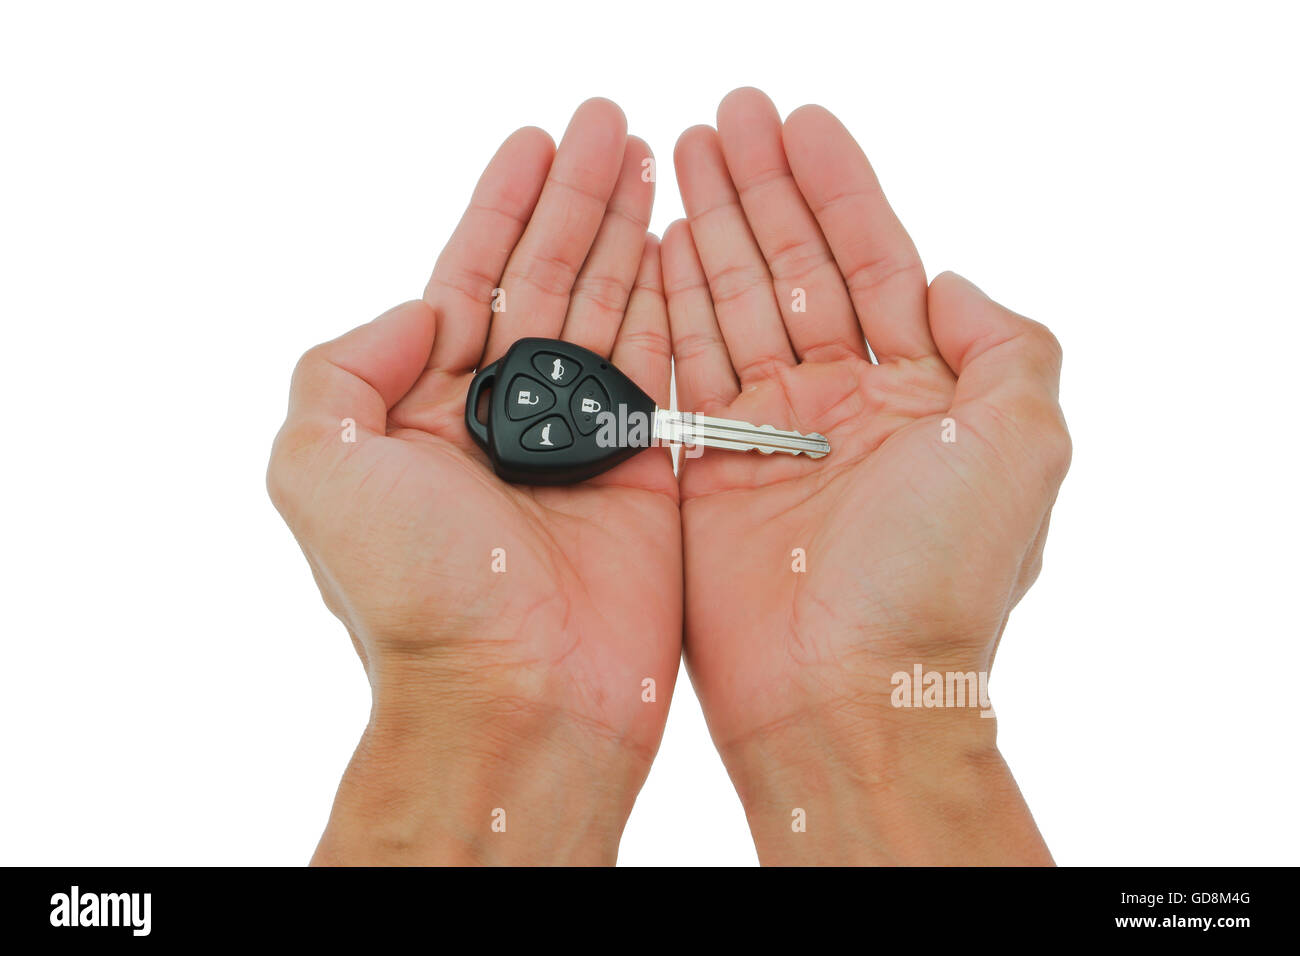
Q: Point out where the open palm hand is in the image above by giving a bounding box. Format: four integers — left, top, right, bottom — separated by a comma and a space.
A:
268, 101, 679, 862
661, 91, 1069, 846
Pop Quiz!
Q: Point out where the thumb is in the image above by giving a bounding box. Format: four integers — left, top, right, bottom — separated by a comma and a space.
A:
928, 271, 1071, 485
284, 299, 436, 437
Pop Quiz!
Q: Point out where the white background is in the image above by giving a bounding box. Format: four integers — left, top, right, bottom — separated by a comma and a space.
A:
2, 0, 1297, 866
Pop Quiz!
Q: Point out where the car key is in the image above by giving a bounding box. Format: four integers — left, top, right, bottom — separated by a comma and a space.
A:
464, 337, 830, 485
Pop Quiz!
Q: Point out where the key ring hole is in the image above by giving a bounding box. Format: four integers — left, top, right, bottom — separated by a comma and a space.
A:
463, 359, 498, 450
473, 385, 492, 425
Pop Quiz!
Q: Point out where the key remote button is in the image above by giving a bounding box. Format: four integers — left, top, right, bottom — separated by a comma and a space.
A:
506, 375, 555, 420
532, 352, 581, 387
520, 416, 573, 451
570, 376, 611, 436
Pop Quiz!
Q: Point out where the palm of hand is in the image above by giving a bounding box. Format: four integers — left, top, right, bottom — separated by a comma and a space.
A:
679, 352, 937, 736
663, 90, 1069, 754
680, 341, 1059, 752
382, 371, 680, 753
271, 101, 681, 760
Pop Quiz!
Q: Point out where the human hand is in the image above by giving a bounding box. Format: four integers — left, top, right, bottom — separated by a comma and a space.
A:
267, 99, 679, 865
662, 89, 1070, 864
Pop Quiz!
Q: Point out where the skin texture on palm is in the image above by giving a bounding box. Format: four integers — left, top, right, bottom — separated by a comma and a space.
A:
663, 89, 1069, 863
268, 100, 679, 863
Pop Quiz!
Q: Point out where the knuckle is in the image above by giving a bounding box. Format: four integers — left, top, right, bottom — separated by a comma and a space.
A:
430, 263, 500, 307
732, 352, 789, 383
1017, 552, 1045, 602
708, 262, 771, 307
766, 234, 829, 281
662, 273, 705, 298
1022, 320, 1064, 371
995, 391, 1072, 483
620, 327, 672, 362
291, 343, 328, 389
570, 274, 630, 316
672, 329, 724, 364
265, 435, 294, 512
844, 252, 924, 298
266, 419, 324, 513
512, 249, 583, 298
1039, 413, 1073, 481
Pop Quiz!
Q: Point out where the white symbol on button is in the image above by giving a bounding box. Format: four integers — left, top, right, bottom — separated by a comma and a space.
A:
550, 358, 565, 381
517, 390, 540, 405
539, 423, 554, 446
580, 397, 601, 413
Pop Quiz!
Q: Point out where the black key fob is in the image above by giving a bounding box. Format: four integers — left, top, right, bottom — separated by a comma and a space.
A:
464, 338, 657, 485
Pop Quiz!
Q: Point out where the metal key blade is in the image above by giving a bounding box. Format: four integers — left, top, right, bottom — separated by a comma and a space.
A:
653, 409, 830, 458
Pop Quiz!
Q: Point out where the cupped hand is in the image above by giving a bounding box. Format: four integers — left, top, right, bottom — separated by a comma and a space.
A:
268, 99, 679, 864
662, 89, 1070, 863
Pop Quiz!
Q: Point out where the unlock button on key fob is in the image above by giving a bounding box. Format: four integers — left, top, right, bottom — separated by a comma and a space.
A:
506, 375, 555, 420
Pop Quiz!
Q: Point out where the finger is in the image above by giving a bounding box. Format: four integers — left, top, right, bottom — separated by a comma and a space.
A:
611, 235, 670, 407
483, 98, 628, 365
783, 105, 935, 363
594, 236, 676, 496
284, 300, 436, 438
423, 126, 555, 373
561, 136, 655, 357
662, 218, 739, 412
715, 88, 866, 362
928, 272, 1072, 486
675, 124, 796, 384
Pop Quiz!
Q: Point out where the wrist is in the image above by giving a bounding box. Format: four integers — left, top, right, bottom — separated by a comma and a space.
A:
719, 699, 1052, 866
312, 662, 651, 866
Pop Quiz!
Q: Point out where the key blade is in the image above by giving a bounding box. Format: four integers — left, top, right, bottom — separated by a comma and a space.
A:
654, 410, 830, 458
